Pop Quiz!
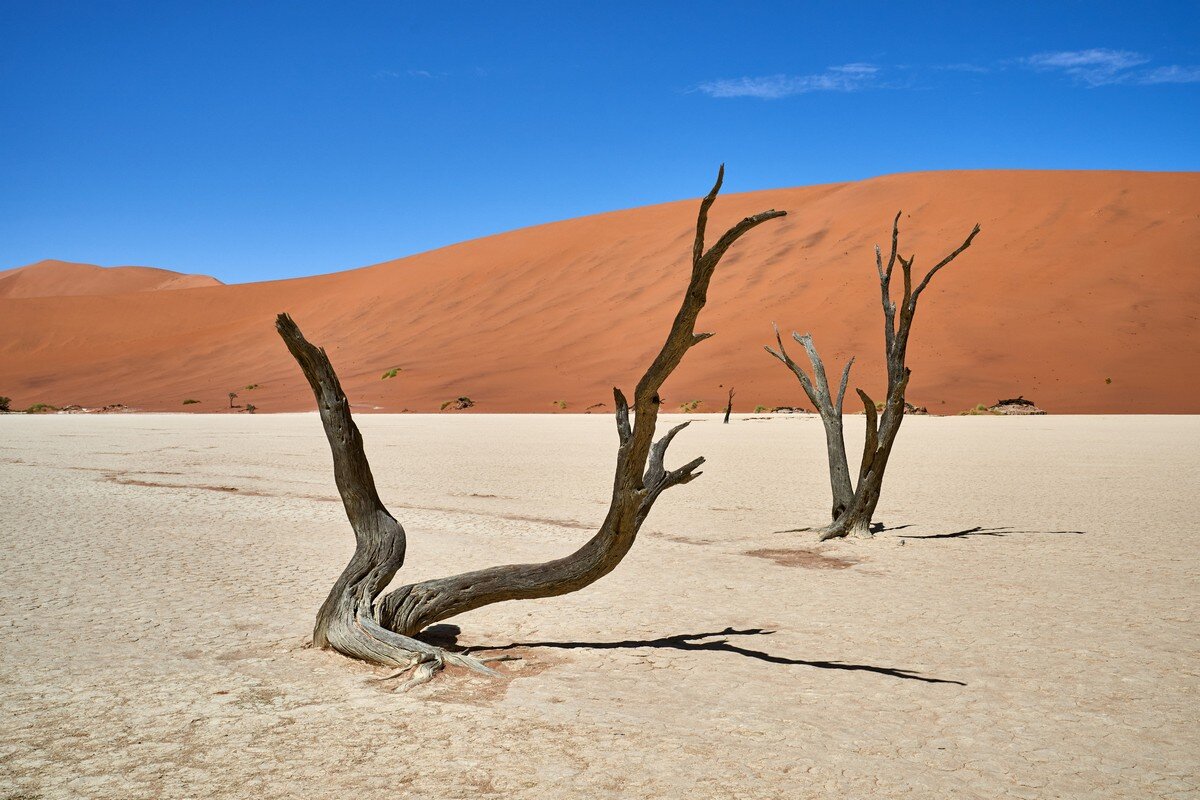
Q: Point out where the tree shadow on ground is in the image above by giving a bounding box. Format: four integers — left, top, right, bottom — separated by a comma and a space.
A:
440, 626, 965, 685
774, 522, 914, 534
899, 526, 1085, 540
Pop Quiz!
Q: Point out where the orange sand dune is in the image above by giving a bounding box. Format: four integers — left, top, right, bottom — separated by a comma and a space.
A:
0, 259, 221, 299
1, 170, 1197, 414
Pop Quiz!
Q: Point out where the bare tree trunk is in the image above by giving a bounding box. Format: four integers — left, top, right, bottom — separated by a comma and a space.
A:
765, 330, 855, 520
723, 387, 735, 424
278, 166, 785, 685
768, 212, 980, 540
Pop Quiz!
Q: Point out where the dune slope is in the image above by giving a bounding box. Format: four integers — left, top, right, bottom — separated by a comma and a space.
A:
0, 170, 1197, 413
0, 259, 222, 299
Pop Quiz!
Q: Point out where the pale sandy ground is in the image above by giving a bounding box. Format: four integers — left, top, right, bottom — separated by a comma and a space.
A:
1, 413, 1197, 799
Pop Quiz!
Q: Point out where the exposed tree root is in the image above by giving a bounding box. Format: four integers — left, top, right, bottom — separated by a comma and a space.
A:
782, 521, 887, 540
349, 612, 516, 690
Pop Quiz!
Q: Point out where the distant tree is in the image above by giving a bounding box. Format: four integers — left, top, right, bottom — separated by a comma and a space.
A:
228, 392, 238, 408
276, 167, 785, 687
723, 386, 735, 424
0, 396, 10, 413
766, 212, 980, 540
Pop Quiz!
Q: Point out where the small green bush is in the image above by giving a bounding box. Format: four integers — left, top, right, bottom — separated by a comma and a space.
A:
381, 368, 400, 380
24, 403, 58, 414
552, 400, 567, 410
0, 396, 10, 412
182, 398, 200, 405
678, 399, 703, 413
959, 403, 998, 416
244, 384, 260, 390
753, 405, 767, 413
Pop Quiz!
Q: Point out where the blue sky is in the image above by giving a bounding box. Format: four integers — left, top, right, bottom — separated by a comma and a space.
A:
1, 2, 1197, 283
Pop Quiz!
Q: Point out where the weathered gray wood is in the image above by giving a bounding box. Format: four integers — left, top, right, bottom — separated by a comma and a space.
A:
723, 387, 735, 424
278, 166, 785, 682
769, 213, 979, 539
764, 328, 855, 519
379, 166, 785, 636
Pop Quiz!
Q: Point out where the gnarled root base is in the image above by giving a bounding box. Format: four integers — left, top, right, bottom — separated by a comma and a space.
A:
817, 518, 886, 541
327, 611, 508, 691
777, 523, 877, 541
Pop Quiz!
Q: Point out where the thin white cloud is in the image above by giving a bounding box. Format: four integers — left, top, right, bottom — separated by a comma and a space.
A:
1023, 49, 1199, 86
372, 69, 448, 80
697, 63, 879, 99
938, 62, 992, 74
1138, 64, 1200, 84
1026, 48, 1147, 71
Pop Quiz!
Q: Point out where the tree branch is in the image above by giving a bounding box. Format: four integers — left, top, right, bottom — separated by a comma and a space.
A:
835, 356, 855, 414
911, 223, 982, 301
794, 332, 832, 405
877, 211, 902, 352
276, 313, 392, 528
693, 165, 724, 271
613, 387, 632, 446
374, 166, 785, 640
764, 324, 819, 408
856, 388, 879, 482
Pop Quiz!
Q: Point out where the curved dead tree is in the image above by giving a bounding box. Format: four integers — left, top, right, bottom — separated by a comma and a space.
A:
766, 212, 979, 540
278, 166, 785, 687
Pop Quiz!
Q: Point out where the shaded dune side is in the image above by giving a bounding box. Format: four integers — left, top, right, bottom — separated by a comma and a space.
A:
0, 170, 1197, 414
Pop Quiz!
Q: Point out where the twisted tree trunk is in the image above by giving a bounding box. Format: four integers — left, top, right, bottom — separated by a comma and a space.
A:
278, 166, 785, 686
766, 212, 980, 540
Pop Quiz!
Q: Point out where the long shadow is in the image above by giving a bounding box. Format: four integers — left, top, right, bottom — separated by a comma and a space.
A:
900, 526, 1085, 540
460, 626, 965, 686
774, 522, 914, 534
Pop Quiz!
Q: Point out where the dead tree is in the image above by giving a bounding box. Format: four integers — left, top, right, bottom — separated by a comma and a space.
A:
766, 212, 979, 540
723, 386, 735, 424
277, 166, 784, 687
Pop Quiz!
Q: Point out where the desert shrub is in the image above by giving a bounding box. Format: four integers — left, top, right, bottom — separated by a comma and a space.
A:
24, 403, 59, 414
182, 398, 200, 405
440, 397, 474, 411
381, 368, 400, 380
0, 396, 10, 412
244, 384, 260, 390
678, 399, 703, 413
753, 405, 767, 413
552, 400, 567, 410
244, 403, 257, 414
959, 403, 999, 416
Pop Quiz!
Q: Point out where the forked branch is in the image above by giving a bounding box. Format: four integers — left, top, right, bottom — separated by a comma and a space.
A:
770, 210, 979, 539
279, 166, 785, 687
